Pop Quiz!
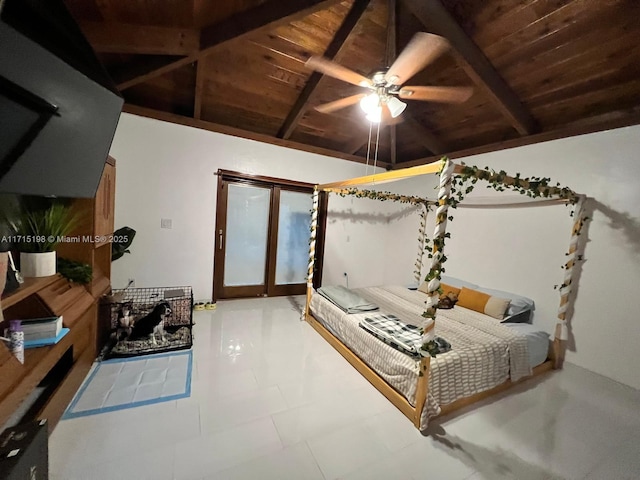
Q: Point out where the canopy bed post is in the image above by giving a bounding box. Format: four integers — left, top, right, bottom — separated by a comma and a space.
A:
414, 356, 430, 427
414, 203, 429, 283
414, 158, 455, 426
305, 187, 320, 319
554, 194, 586, 368
419, 158, 455, 348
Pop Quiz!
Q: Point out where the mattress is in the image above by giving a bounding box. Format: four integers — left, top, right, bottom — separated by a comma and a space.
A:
379, 286, 548, 368
503, 322, 550, 368
310, 285, 534, 429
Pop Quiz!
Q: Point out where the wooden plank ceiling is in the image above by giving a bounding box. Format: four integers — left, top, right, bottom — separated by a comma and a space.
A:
64, 0, 640, 169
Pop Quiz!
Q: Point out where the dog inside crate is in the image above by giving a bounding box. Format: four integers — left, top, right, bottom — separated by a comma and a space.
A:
106, 287, 193, 358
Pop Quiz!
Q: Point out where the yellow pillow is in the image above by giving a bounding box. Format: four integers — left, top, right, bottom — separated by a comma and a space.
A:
440, 283, 461, 297
457, 287, 510, 320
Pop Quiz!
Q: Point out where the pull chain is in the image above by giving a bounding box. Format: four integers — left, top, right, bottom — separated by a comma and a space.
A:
365, 120, 373, 176
373, 119, 381, 173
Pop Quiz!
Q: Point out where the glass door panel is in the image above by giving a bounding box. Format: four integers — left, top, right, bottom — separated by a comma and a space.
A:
274, 190, 313, 286
224, 183, 270, 286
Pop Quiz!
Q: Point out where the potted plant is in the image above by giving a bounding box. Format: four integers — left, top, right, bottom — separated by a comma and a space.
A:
9, 203, 78, 277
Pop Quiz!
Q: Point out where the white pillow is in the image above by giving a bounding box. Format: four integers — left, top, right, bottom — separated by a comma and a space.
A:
476, 287, 535, 316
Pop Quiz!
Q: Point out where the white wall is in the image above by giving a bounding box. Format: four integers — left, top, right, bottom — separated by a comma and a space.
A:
379, 175, 441, 287
430, 125, 640, 389
108, 113, 384, 301
110, 113, 640, 389
325, 175, 439, 289
323, 194, 391, 289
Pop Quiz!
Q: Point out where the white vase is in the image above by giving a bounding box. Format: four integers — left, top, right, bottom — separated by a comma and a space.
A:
20, 251, 57, 277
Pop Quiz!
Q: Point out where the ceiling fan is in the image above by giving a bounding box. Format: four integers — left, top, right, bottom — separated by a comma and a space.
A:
305, 32, 473, 123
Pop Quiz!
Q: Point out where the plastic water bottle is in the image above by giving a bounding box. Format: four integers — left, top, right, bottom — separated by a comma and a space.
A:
9, 320, 24, 364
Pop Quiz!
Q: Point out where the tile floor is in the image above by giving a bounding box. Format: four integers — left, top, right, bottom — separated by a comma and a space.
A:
50, 296, 640, 480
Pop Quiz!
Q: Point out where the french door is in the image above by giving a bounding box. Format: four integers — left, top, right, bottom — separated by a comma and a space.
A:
213, 170, 326, 300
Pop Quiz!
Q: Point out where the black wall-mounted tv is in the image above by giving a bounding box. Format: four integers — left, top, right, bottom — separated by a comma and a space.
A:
0, 0, 123, 198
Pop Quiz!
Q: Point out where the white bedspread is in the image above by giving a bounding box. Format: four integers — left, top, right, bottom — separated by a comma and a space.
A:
309, 285, 532, 429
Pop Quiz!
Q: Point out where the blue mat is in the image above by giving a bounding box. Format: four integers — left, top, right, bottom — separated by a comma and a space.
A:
63, 350, 192, 419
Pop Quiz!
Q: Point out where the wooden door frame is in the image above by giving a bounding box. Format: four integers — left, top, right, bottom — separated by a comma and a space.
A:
213, 170, 326, 301
213, 177, 273, 300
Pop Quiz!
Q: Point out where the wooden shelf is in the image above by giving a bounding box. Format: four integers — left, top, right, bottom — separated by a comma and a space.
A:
0, 327, 74, 427
0, 293, 96, 431
22, 329, 73, 370
1, 275, 59, 309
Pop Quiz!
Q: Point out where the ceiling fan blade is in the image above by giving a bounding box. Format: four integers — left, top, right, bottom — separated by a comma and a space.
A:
398, 86, 473, 103
305, 56, 373, 87
381, 103, 404, 125
385, 33, 449, 86
315, 94, 367, 114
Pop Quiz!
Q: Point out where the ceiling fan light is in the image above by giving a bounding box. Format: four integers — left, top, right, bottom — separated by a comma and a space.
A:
359, 93, 380, 114
387, 96, 407, 118
365, 106, 382, 123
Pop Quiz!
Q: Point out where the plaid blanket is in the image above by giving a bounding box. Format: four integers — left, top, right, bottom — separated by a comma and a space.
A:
360, 313, 451, 358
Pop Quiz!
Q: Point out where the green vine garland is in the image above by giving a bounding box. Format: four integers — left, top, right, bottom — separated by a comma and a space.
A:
334, 187, 429, 206
451, 164, 578, 207
421, 158, 590, 305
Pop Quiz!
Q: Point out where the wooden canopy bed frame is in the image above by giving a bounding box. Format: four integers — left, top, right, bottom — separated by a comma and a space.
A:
303, 157, 584, 430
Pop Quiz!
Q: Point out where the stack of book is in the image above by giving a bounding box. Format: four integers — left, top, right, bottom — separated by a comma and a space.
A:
21, 316, 68, 348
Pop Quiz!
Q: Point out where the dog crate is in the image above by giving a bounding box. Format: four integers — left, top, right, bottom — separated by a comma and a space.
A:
102, 286, 193, 359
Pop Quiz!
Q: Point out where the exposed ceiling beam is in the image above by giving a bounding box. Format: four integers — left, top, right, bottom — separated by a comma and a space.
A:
277, 0, 370, 140
341, 123, 391, 156
403, 114, 448, 155
116, 0, 342, 91
80, 21, 199, 55
194, 60, 206, 120
121, 104, 390, 167
401, 0, 538, 136
343, 135, 369, 155
111, 56, 183, 87
385, 0, 397, 67
399, 106, 640, 168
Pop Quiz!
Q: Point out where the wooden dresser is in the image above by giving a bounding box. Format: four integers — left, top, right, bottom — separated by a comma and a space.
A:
0, 276, 96, 431
0, 157, 116, 432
